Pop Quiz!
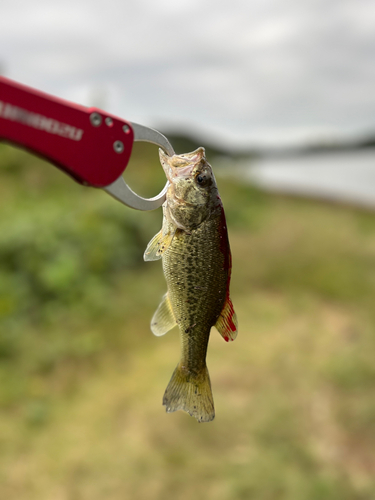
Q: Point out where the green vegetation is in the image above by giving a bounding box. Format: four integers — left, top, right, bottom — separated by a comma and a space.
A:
0, 142, 375, 499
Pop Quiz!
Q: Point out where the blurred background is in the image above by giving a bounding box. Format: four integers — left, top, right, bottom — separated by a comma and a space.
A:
1, 1, 375, 499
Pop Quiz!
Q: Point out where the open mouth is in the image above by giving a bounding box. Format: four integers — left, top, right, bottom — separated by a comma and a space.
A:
164, 163, 195, 182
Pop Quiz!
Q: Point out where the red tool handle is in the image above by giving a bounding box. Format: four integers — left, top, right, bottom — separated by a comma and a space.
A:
0, 76, 134, 187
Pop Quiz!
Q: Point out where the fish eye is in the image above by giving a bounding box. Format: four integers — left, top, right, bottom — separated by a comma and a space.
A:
195, 172, 209, 186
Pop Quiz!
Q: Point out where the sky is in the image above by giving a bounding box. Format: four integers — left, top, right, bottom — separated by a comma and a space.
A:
1, 0, 375, 148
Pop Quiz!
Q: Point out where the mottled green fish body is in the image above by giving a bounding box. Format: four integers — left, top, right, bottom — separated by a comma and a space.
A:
144, 148, 238, 422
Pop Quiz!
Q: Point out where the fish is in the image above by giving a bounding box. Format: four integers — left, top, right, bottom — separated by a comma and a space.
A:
144, 147, 238, 422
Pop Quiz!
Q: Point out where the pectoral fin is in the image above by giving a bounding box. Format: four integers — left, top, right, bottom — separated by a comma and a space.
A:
151, 293, 177, 336
215, 296, 238, 342
143, 229, 175, 261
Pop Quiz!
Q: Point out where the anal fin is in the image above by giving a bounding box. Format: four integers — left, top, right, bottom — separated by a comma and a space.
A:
215, 296, 238, 342
151, 293, 177, 336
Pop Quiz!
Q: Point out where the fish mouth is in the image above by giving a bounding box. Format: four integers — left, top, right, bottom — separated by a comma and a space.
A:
164, 163, 195, 183
160, 148, 206, 182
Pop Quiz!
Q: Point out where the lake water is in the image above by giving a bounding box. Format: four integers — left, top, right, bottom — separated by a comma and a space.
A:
236, 148, 375, 209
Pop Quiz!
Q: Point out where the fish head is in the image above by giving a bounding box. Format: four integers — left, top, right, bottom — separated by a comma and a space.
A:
159, 147, 218, 208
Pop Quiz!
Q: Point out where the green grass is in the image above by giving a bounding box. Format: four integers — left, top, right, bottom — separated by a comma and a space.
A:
0, 142, 375, 499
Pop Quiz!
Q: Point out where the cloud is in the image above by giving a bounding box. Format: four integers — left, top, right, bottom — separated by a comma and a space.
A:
1, 0, 375, 146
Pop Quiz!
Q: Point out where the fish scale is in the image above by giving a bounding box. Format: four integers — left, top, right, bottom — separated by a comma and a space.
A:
163, 209, 228, 375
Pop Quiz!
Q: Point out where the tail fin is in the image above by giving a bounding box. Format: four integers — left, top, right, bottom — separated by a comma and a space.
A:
162, 364, 215, 423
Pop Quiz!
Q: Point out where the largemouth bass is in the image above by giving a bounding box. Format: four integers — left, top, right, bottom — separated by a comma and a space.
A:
144, 148, 238, 422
